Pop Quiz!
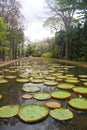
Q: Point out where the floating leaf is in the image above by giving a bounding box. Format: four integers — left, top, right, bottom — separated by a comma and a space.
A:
30, 79, 43, 84
83, 82, 87, 86
45, 101, 61, 109
34, 92, 51, 100
44, 80, 58, 86
68, 98, 87, 111
57, 83, 75, 90
16, 78, 29, 83
0, 105, 19, 118
5, 76, 17, 79
0, 94, 2, 99
0, 79, 8, 84
22, 94, 33, 99
22, 86, 40, 92
18, 104, 49, 123
51, 90, 71, 99
50, 108, 73, 120
73, 87, 87, 94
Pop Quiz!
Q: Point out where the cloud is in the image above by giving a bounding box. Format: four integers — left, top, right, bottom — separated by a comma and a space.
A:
18, 0, 54, 42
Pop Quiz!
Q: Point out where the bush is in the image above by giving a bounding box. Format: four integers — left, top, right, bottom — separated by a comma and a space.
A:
42, 52, 52, 58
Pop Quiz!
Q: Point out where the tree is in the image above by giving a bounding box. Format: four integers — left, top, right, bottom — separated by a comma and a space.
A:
0, 0, 25, 60
43, 17, 64, 33
0, 17, 9, 60
45, 0, 78, 59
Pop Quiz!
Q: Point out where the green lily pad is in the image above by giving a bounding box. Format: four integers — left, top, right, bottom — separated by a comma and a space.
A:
0, 94, 2, 99
65, 78, 79, 84
44, 80, 58, 86
80, 79, 87, 82
51, 90, 71, 99
5, 76, 17, 79
18, 104, 49, 123
45, 101, 61, 109
50, 108, 73, 120
16, 78, 29, 83
0, 105, 19, 118
78, 75, 87, 78
0, 75, 4, 78
68, 98, 87, 111
19, 74, 30, 78
22, 86, 41, 92
83, 82, 87, 86
34, 92, 51, 100
73, 87, 87, 94
0, 79, 8, 84
45, 76, 56, 80
22, 94, 33, 99
57, 83, 75, 90
30, 79, 43, 84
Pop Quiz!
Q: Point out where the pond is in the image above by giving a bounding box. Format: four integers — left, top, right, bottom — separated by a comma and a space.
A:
0, 57, 87, 130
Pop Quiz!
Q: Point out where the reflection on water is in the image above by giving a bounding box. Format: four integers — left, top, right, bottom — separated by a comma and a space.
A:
0, 57, 87, 130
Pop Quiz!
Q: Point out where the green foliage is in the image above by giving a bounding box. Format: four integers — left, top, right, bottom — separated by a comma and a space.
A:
42, 52, 52, 58
0, 17, 9, 45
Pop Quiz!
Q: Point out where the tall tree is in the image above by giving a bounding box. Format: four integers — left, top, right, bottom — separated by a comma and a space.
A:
45, 0, 78, 59
0, 17, 9, 60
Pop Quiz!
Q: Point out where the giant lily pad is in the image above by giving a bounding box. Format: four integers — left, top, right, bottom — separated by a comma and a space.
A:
22, 86, 40, 92
78, 75, 87, 78
5, 76, 17, 79
73, 87, 87, 94
50, 108, 73, 120
30, 79, 43, 84
0, 94, 2, 99
51, 90, 71, 99
0, 79, 8, 84
57, 83, 75, 90
68, 98, 87, 111
34, 92, 51, 100
65, 78, 79, 84
44, 80, 58, 86
45, 101, 61, 109
83, 82, 87, 86
16, 78, 29, 83
0, 105, 19, 118
0, 75, 4, 78
44, 76, 56, 80
22, 94, 33, 99
18, 104, 49, 123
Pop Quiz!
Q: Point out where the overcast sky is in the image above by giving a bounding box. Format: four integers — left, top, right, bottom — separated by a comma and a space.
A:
18, 0, 54, 42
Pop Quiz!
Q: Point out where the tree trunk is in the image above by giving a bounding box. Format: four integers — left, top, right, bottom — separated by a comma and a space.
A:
65, 31, 69, 60
2, 49, 5, 61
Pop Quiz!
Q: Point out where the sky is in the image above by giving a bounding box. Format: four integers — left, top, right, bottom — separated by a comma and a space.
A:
18, 0, 54, 42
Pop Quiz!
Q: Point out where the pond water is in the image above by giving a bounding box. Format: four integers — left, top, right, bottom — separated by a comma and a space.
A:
0, 57, 87, 130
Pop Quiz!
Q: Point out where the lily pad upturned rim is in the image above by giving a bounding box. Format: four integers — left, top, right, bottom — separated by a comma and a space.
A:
0, 94, 2, 99
73, 87, 87, 94
83, 82, 87, 86
22, 86, 41, 92
30, 79, 43, 84
16, 78, 29, 83
65, 79, 80, 84
18, 104, 49, 123
34, 92, 51, 100
57, 83, 75, 90
45, 101, 61, 109
50, 108, 73, 121
68, 98, 87, 111
22, 94, 33, 99
0, 105, 19, 118
5, 75, 17, 79
51, 90, 71, 99
44, 80, 58, 86
0, 79, 8, 84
